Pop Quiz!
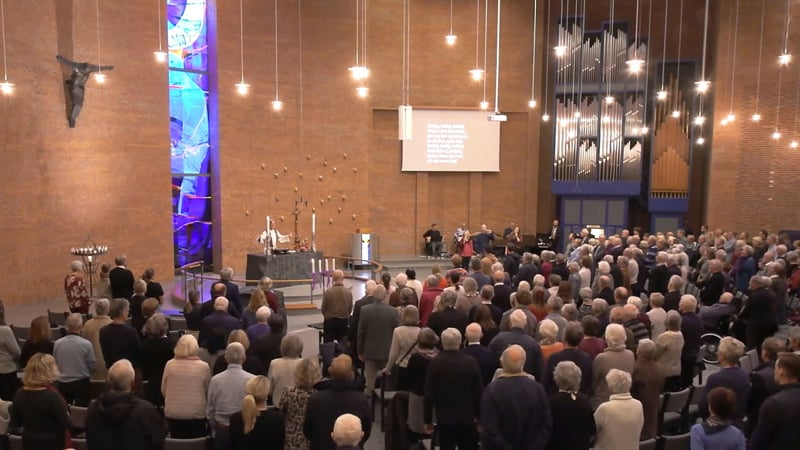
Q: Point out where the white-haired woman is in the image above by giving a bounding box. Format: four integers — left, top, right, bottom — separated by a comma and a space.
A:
655, 310, 684, 391
577, 287, 593, 319
632, 339, 665, 440
455, 278, 481, 314
267, 335, 304, 406
590, 324, 635, 409
538, 319, 564, 365
229, 375, 285, 450
162, 334, 211, 438
593, 369, 644, 450
592, 261, 614, 296
548, 361, 595, 449
65, 260, 91, 314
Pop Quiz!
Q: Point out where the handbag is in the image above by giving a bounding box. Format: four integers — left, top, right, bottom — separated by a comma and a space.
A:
386, 342, 418, 391
392, 342, 418, 372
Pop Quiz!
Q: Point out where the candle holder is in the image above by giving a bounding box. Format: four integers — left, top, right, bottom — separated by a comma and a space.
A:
70, 237, 108, 297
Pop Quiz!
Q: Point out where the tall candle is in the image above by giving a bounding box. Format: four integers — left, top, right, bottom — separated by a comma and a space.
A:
311, 258, 315, 273
318, 260, 323, 273
332, 258, 336, 271
325, 259, 329, 272
266, 216, 271, 233
312, 213, 316, 234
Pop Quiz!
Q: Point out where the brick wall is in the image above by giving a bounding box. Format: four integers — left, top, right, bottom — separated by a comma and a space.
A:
0, 1, 173, 305
214, 0, 547, 271
2, 0, 757, 306
707, 0, 800, 234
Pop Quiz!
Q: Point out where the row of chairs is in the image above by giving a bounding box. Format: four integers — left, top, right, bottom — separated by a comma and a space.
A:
738, 348, 761, 373
658, 384, 705, 436
640, 433, 691, 450
5, 435, 208, 450
6, 402, 207, 450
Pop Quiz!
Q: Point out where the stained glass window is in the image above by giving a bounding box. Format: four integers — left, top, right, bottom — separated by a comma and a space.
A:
167, 0, 212, 267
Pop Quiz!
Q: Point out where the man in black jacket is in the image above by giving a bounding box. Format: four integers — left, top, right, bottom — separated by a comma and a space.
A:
746, 337, 783, 437
679, 295, 704, 388
489, 310, 543, 379
347, 280, 376, 370
85, 359, 165, 450
749, 352, 800, 449
428, 291, 468, 337
99, 298, 142, 369
201, 282, 237, 319
425, 328, 483, 450
512, 253, 538, 289
218, 267, 242, 318
480, 345, 552, 450
490, 271, 513, 313
698, 259, 725, 306
541, 324, 592, 394
198, 297, 242, 354
741, 276, 779, 351
109, 255, 135, 300
304, 354, 371, 450
647, 252, 671, 295
462, 323, 498, 386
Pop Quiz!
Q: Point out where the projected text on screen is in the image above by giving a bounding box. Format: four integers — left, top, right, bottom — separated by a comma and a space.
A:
426, 123, 468, 164
402, 110, 500, 172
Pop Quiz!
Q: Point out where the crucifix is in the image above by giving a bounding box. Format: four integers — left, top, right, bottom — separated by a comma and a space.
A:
292, 196, 309, 250
56, 56, 114, 127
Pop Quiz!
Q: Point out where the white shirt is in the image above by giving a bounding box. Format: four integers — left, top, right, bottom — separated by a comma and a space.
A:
579, 267, 592, 289
627, 258, 639, 284
258, 229, 291, 248
646, 307, 667, 338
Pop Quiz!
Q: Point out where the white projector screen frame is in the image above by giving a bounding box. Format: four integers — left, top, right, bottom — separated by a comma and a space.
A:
401, 109, 500, 172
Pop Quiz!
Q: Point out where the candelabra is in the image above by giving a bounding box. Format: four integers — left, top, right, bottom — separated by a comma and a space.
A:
70, 238, 108, 297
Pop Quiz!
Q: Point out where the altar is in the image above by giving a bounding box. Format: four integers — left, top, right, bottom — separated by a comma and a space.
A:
245, 251, 323, 287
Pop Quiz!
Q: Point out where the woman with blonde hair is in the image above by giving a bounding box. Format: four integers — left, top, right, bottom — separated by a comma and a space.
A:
212, 329, 263, 375
10, 353, 71, 449
241, 289, 267, 329
280, 358, 321, 450
182, 289, 202, 331
162, 334, 211, 439
257, 277, 281, 313
229, 375, 285, 449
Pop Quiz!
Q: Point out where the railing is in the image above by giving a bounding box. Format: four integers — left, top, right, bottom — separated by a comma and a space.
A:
175, 256, 385, 304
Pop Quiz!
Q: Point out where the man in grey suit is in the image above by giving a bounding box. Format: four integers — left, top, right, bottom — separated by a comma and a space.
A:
357, 285, 400, 397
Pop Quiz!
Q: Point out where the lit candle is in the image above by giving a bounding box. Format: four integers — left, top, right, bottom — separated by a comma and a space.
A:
312, 213, 316, 234
325, 258, 329, 272
332, 258, 336, 271
311, 258, 315, 273
318, 260, 323, 273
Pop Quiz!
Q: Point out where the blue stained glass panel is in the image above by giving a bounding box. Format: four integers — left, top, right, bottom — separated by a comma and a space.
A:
167, 0, 208, 72
168, 0, 212, 267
